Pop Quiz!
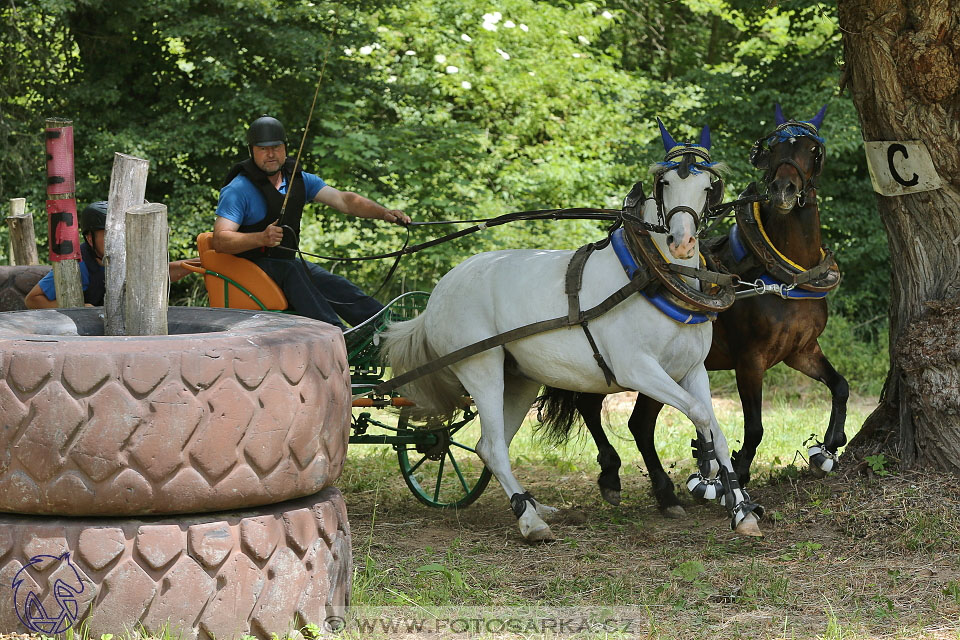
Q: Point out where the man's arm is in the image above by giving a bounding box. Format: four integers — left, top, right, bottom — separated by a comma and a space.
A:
212, 217, 285, 254
169, 258, 201, 282
24, 284, 58, 309
314, 186, 411, 225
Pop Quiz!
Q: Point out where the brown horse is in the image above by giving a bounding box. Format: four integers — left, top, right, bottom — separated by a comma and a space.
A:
538, 105, 848, 515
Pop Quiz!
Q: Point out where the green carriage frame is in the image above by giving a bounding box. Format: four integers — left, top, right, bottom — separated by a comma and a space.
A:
195, 253, 492, 509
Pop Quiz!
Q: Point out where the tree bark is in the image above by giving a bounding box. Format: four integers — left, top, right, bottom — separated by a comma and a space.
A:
104, 153, 149, 336
839, 0, 960, 471
6, 198, 39, 266
124, 202, 168, 336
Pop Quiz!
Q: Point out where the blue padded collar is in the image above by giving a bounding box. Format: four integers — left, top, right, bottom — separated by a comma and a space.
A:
610, 228, 715, 324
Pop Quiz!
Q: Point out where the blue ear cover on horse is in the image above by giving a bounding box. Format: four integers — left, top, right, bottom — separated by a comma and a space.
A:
698, 124, 711, 151
774, 103, 787, 126
809, 104, 827, 131
657, 117, 678, 152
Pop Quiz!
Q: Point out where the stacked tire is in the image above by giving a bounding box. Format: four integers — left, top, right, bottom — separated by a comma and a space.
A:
0, 307, 353, 639
0, 265, 50, 312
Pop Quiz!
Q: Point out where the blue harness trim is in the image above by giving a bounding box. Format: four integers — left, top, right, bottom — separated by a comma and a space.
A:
728, 225, 828, 300
610, 228, 715, 324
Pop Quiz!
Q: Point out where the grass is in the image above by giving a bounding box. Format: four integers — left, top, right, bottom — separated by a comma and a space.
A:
339, 377, 960, 640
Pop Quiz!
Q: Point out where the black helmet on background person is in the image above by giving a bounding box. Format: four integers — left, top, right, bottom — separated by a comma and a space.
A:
246, 115, 286, 148
80, 201, 108, 236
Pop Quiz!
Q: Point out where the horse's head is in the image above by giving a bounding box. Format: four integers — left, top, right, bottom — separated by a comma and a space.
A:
750, 104, 827, 212
653, 118, 724, 260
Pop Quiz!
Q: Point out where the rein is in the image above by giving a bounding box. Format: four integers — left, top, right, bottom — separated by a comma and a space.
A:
271, 207, 623, 263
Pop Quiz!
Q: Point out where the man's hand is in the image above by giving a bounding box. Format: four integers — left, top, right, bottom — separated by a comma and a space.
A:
383, 209, 411, 226
169, 258, 202, 283
261, 222, 285, 247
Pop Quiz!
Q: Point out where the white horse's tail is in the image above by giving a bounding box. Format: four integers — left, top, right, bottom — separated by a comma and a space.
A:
381, 314, 465, 418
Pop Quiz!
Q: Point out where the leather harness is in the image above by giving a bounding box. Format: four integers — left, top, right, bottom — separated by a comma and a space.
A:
373, 219, 735, 396
730, 185, 841, 293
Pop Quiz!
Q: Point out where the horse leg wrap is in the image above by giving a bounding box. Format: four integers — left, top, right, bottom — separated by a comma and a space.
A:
719, 467, 764, 529
687, 437, 722, 500
511, 491, 536, 519
808, 441, 839, 474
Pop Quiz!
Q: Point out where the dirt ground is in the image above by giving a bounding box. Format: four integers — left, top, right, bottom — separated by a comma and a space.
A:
346, 453, 960, 639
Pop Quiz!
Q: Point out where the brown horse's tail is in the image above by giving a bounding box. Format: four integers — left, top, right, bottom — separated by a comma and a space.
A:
534, 386, 584, 446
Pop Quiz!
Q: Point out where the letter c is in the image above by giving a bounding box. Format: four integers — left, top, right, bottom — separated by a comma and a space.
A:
887, 144, 919, 187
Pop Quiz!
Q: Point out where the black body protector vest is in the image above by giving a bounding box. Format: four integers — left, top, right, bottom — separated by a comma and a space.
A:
222, 157, 306, 260
80, 241, 106, 306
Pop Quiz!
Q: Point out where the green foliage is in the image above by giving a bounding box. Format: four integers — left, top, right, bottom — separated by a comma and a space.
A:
671, 559, 705, 583
0, 0, 888, 326
865, 453, 890, 476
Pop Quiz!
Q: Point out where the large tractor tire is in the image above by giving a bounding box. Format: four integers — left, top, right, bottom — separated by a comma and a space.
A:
0, 488, 351, 639
0, 265, 50, 312
0, 307, 350, 516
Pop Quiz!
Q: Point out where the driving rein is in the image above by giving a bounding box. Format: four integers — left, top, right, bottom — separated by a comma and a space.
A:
373, 213, 736, 396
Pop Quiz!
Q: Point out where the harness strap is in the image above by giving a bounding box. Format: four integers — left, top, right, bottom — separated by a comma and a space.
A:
373, 260, 651, 396
566, 244, 595, 323
665, 263, 738, 286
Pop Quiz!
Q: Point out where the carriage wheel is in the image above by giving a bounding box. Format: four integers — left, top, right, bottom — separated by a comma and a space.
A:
395, 409, 492, 509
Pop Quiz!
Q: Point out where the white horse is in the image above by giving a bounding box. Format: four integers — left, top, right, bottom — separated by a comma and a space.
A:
384, 122, 762, 542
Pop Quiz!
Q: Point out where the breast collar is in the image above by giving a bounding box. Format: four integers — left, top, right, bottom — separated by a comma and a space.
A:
728, 220, 830, 300
610, 228, 716, 324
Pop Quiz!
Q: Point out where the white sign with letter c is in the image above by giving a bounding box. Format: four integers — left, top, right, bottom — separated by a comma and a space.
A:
864, 140, 942, 197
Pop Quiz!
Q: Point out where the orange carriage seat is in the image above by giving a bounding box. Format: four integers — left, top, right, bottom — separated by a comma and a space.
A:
188, 232, 288, 311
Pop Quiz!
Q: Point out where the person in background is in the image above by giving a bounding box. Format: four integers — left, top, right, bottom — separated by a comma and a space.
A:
24, 201, 198, 309
213, 114, 410, 330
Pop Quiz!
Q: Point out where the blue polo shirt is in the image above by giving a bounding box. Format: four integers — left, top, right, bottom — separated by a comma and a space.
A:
216, 171, 327, 225
36, 244, 101, 301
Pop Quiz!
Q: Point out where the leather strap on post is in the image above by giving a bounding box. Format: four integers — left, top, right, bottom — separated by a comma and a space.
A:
373, 249, 651, 397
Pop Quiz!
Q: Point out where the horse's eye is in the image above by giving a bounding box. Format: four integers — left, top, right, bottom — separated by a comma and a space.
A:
661, 180, 669, 186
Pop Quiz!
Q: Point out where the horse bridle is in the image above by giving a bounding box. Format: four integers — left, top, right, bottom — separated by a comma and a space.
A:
653, 148, 725, 236
749, 121, 824, 207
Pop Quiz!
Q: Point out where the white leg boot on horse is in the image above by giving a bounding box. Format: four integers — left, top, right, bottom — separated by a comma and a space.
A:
382, 119, 761, 541
684, 367, 763, 537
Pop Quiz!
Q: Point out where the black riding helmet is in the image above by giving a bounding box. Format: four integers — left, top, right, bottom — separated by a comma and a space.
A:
247, 115, 286, 149
80, 201, 108, 237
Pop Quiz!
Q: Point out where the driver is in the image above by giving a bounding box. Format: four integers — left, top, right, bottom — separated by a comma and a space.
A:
24, 201, 198, 309
213, 114, 411, 330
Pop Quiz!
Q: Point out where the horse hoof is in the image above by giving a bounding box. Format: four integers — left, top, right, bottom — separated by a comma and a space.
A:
525, 525, 555, 543
661, 505, 686, 519
734, 515, 763, 538
600, 488, 621, 506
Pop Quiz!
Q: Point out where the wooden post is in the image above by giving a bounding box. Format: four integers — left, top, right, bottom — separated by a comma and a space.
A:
104, 152, 149, 336
124, 202, 168, 335
45, 118, 84, 308
6, 198, 39, 266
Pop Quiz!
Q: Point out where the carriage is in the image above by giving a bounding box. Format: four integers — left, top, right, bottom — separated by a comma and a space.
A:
186, 109, 843, 540
188, 231, 493, 509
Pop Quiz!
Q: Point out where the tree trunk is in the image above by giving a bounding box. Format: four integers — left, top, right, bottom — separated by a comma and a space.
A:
839, 0, 960, 471
104, 153, 149, 336
6, 198, 39, 266
124, 202, 168, 336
